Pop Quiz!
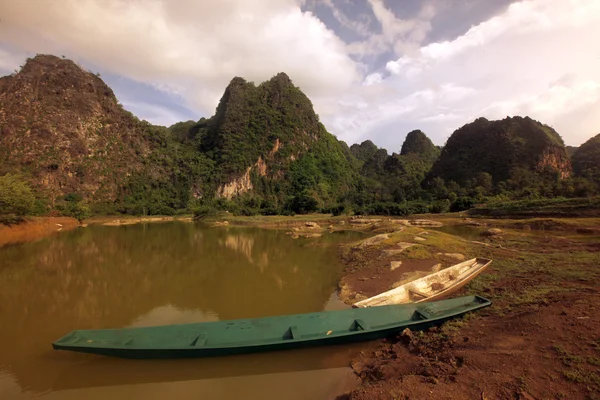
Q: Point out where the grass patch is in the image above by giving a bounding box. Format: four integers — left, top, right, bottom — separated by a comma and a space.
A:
563, 368, 600, 387
440, 311, 478, 334
553, 345, 585, 366
402, 245, 433, 260
588, 357, 600, 366
470, 197, 600, 218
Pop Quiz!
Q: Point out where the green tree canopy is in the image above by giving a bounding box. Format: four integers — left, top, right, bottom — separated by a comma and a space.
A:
0, 173, 35, 216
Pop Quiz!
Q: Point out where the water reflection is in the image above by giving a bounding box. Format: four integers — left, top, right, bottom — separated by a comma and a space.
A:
0, 222, 357, 399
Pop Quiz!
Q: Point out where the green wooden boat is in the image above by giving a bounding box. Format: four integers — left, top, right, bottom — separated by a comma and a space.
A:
52, 295, 491, 359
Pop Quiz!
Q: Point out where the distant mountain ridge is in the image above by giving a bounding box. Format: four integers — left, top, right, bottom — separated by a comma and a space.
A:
0, 54, 596, 217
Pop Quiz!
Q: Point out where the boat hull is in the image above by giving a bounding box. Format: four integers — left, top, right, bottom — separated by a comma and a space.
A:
353, 258, 492, 308
52, 295, 491, 359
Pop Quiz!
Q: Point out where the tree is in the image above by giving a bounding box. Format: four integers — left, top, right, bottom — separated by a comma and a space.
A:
0, 173, 36, 217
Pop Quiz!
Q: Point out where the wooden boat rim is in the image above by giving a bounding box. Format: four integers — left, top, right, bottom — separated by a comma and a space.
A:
353, 257, 492, 308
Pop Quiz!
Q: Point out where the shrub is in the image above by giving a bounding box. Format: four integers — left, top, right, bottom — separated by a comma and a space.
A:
0, 173, 36, 217
329, 204, 346, 216
430, 199, 451, 214
67, 202, 91, 222
193, 205, 218, 219
450, 197, 476, 212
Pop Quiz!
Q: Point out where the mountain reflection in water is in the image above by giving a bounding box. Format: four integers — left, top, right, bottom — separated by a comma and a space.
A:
0, 222, 360, 399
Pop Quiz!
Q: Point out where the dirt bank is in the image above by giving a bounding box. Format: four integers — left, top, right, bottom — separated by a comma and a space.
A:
0, 217, 80, 247
88, 215, 193, 226
336, 218, 600, 399
0, 215, 195, 247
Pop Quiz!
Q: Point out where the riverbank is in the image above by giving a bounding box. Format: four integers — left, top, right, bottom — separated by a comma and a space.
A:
0, 216, 81, 247
334, 217, 600, 400
2, 212, 599, 398
0, 215, 195, 247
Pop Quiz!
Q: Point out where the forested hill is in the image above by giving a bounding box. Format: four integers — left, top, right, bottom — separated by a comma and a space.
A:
572, 133, 600, 182
429, 116, 572, 185
0, 54, 598, 220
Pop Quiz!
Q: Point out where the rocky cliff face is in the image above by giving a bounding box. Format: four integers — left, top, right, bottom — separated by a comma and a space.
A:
429, 116, 572, 185
0, 55, 356, 212
0, 54, 153, 202
196, 72, 355, 201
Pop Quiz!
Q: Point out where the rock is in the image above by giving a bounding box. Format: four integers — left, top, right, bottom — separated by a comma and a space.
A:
299, 233, 322, 238
389, 219, 410, 225
292, 227, 299, 232
350, 218, 382, 225
354, 233, 390, 249
390, 261, 402, 271
383, 242, 415, 256
339, 221, 346, 225
212, 220, 229, 227
419, 231, 429, 235
482, 228, 503, 237
414, 236, 427, 241
305, 222, 320, 229
409, 219, 443, 227
383, 249, 405, 256
328, 224, 334, 230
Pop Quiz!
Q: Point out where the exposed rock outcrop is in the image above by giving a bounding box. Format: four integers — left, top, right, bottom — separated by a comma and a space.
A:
0, 54, 155, 201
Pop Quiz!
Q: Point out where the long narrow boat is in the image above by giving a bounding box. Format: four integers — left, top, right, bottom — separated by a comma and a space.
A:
52, 295, 491, 359
354, 258, 492, 308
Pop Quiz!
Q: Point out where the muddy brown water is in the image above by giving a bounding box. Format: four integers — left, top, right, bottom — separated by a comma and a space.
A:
0, 222, 368, 400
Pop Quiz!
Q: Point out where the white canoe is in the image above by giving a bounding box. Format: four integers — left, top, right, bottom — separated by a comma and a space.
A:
353, 258, 492, 308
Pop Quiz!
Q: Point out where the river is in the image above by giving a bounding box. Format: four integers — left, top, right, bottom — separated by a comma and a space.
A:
0, 222, 366, 399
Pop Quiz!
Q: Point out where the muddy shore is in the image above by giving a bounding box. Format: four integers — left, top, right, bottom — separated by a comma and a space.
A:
332, 217, 600, 400
2, 213, 599, 398
0, 215, 195, 247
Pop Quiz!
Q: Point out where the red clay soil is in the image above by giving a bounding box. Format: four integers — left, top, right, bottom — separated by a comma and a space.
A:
341, 244, 439, 301
0, 217, 80, 247
336, 230, 600, 400
340, 289, 600, 400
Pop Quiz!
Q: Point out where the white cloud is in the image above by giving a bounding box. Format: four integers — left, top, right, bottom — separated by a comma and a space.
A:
363, 72, 383, 86
316, 0, 373, 38
346, 0, 435, 58
337, 0, 600, 148
1, 0, 599, 150
121, 100, 193, 127
0, 0, 359, 116
0, 47, 28, 73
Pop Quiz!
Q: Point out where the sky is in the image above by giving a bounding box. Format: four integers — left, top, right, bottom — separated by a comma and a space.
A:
0, 0, 599, 151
